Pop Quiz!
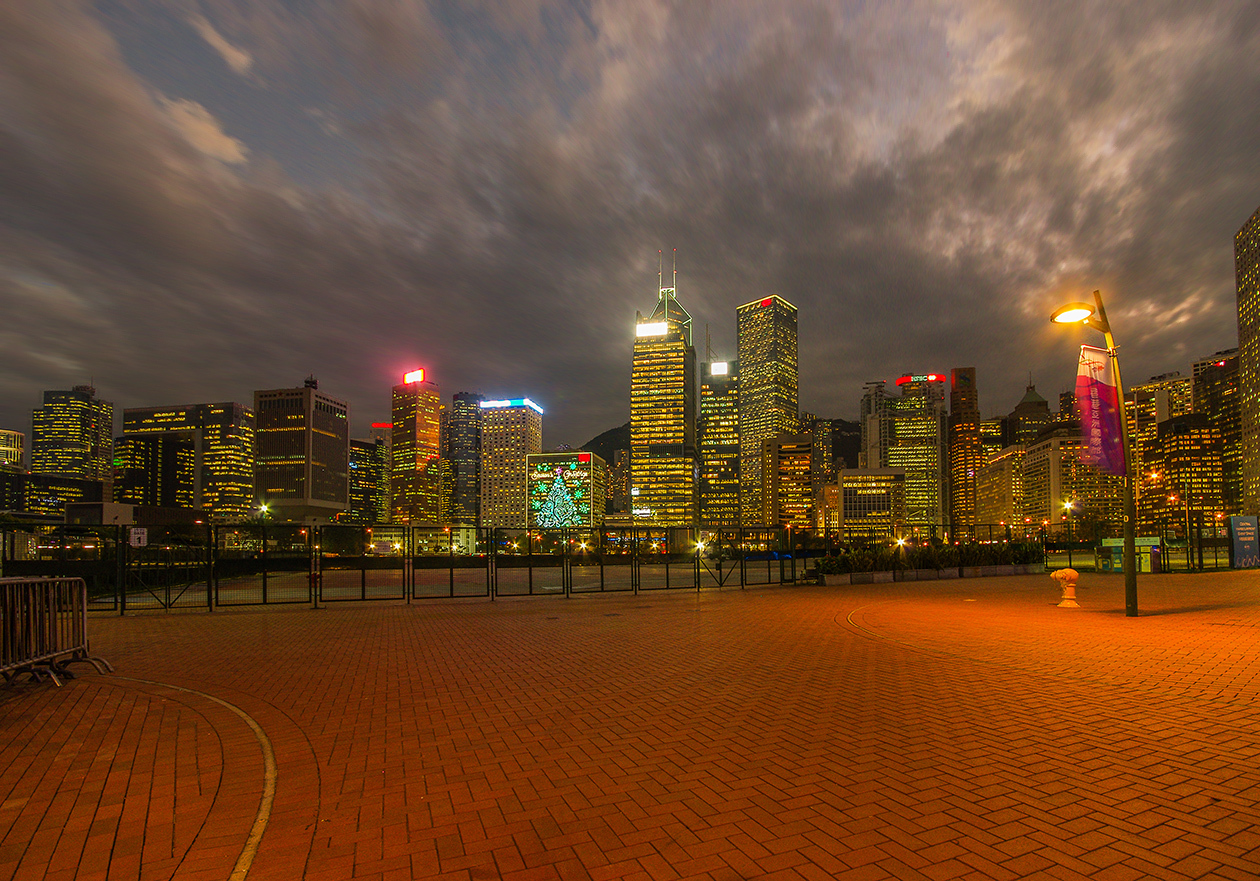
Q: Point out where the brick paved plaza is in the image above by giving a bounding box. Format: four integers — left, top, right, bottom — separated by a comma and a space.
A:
3, 571, 1260, 880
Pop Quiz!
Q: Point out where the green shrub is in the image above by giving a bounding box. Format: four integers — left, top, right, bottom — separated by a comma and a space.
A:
817, 539, 1043, 573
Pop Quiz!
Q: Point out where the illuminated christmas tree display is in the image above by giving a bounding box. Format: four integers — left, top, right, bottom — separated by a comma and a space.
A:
536, 468, 579, 528
527, 452, 605, 529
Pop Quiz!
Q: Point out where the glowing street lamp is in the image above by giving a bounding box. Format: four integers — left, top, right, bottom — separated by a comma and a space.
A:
1051, 289, 1138, 616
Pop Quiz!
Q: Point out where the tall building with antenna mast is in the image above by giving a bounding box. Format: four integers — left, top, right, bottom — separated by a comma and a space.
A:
630, 250, 698, 527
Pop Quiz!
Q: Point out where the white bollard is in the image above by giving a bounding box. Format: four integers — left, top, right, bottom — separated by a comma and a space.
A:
1051, 568, 1080, 608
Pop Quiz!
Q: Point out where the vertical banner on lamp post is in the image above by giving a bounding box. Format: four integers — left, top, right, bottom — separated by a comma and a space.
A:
1075, 345, 1126, 476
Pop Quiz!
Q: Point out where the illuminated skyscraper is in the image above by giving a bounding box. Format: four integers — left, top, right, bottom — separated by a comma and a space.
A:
1137, 413, 1224, 537
367, 422, 392, 520
1128, 372, 1193, 514
1129, 373, 1192, 449
22, 475, 104, 517
122, 403, 256, 519
886, 374, 948, 530
0, 429, 23, 471
391, 370, 442, 524
1008, 384, 1051, 444
837, 469, 906, 537
631, 267, 697, 527
254, 377, 349, 522
737, 295, 798, 525
342, 437, 389, 524
859, 381, 891, 469
979, 417, 1008, 464
698, 360, 739, 527
1022, 424, 1123, 528
761, 432, 813, 530
1238, 206, 1260, 514
610, 450, 631, 514
113, 435, 195, 508
975, 445, 1026, 529
480, 399, 543, 528
948, 367, 983, 535
1194, 351, 1240, 513
444, 392, 483, 526
31, 385, 114, 484
800, 413, 837, 493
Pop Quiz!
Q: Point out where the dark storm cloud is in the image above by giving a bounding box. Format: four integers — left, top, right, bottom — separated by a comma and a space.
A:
1, 0, 1256, 447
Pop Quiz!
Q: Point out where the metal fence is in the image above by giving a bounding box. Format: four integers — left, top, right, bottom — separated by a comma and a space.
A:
0, 524, 806, 612
1, 576, 113, 685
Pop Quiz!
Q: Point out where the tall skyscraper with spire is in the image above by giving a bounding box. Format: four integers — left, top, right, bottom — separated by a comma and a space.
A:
1236, 205, 1260, 514
737, 295, 798, 526
630, 252, 697, 527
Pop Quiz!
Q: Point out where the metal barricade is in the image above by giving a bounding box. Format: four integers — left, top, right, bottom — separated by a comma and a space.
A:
1, 577, 113, 686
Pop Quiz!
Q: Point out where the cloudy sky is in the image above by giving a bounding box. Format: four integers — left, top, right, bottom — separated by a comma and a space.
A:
2, 1, 1256, 447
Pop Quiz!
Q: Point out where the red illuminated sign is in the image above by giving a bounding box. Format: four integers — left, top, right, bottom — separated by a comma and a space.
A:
760, 297, 773, 307
370, 422, 393, 429
578, 453, 591, 463
895, 373, 945, 386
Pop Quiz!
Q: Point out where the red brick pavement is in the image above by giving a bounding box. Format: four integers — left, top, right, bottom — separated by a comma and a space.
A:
2, 571, 1259, 880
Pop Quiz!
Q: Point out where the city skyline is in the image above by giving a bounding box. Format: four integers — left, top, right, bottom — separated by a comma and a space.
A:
1, 3, 1255, 446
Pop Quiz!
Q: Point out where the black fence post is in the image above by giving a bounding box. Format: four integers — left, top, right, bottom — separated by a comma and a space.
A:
260, 519, 269, 605
361, 529, 368, 600
739, 527, 747, 589
694, 535, 701, 593
117, 524, 126, 616
563, 530, 571, 598
631, 529, 639, 596
310, 525, 320, 609
207, 521, 214, 612
489, 527, 497, 601
404, 526, 412, 604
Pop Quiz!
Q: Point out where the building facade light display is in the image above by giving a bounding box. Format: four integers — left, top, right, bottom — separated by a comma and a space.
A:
527, 452, 606, 529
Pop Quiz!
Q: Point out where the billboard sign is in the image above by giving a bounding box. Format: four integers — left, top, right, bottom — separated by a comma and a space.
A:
528, 455, 593, 529
1229, 515, 1259, 568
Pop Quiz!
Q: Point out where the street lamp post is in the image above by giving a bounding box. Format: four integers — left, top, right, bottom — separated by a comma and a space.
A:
1051, 290, 1139, 616
1063, 500, 1076, 568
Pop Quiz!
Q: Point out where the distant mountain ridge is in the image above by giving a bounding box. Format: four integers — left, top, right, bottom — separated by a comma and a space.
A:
579, 422, 630, 464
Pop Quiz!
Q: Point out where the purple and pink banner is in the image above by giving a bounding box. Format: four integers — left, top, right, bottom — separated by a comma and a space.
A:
1075, 345, 1126, 476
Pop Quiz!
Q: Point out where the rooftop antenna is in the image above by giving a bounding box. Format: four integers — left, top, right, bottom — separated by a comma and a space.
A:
672, 248, 677, 293
706, 324, 713, 362
658, 250, 663, 296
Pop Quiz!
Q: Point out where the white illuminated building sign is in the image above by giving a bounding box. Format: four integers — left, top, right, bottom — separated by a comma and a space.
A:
636, 322, 669, 337
479, 398, 544, 414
